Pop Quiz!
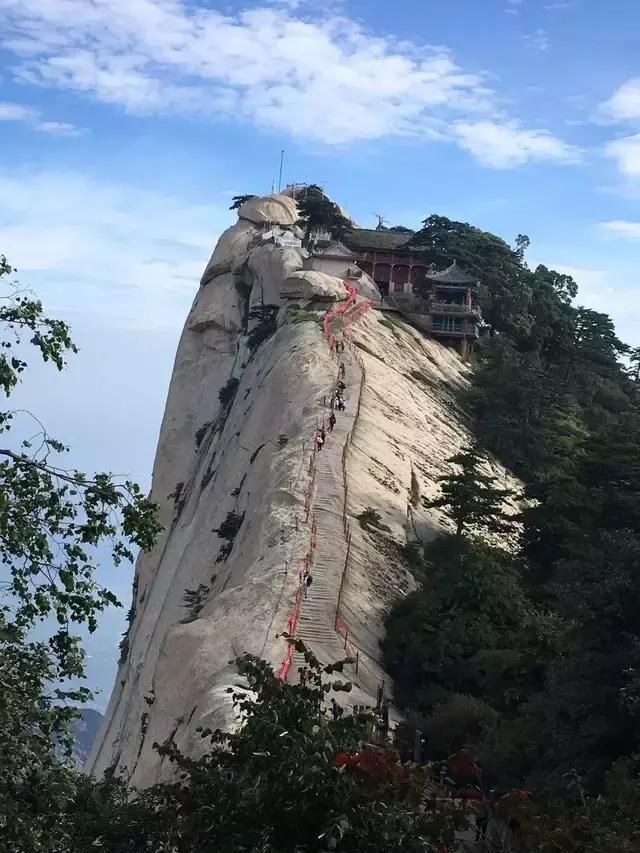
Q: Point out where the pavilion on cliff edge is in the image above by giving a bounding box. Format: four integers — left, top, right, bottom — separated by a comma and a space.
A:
344, 225, 482, 359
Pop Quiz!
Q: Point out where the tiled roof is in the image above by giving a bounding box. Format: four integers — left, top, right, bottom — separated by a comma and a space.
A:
311, 240, 355, 259
425, 260, 479, 285
342, 228, 415, 252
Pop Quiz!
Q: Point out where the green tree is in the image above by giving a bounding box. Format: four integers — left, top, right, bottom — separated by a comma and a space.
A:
383, 537, 559, 721
297, 184, 351, 240
628, 346, 640, 383
407, 214, 533, 337
67, 646, 462, 852
424, 444, 516, 539
514, 233, 530, 263
0, 254, 160, 851
229, 193, 256, 210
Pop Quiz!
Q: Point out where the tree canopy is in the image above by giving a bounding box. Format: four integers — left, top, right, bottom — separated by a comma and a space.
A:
297, 184, 351, 240
384, 210, 640, 841
0, 254, 160, 852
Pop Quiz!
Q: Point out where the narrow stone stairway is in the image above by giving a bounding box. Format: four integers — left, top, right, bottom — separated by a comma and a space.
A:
292, 343, 363, 676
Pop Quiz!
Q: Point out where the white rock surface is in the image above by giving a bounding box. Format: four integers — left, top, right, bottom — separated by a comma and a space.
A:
280, 270, 348, 302
238, 193, 298, 226
200, 219, 258, 286
87, 204, 519, 788
247, 242, 304, 308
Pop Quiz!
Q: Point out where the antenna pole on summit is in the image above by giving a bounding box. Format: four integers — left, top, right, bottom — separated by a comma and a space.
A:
278, 149, 285, 192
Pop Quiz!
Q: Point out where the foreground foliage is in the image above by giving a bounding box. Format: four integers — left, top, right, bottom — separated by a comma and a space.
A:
0, 254, 160, 851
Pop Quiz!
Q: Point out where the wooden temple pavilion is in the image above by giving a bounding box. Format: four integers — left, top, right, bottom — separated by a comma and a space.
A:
342, 227, 482, 359
342, 228, 428, 296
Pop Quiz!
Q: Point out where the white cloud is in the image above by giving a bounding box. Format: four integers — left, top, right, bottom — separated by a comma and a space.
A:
0, 169, 230, 331
34, 120, 86, 136
599, 81, 640, 180
599, 220, 640, 240
453, 120, 581, 168
0, 98, 83, 134
0, 100, 37, 121
523, 29, 550, 51
0, 0, 575, 165
605, 132, 640, 177
505, 0, 523, 15
601, 78, 640, 123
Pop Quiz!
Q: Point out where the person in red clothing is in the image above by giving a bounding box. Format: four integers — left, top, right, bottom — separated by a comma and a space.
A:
446, 747, 482, 801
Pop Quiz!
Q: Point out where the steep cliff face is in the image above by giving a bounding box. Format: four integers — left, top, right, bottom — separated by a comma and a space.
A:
88, 195, 516, 788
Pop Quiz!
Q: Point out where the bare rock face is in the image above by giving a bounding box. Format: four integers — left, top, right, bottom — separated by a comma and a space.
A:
247, 243, 304, 307
280, 270, 348, 302
87, 194, 518, 788
238, 193, 299, 226
200, 219, 258, 287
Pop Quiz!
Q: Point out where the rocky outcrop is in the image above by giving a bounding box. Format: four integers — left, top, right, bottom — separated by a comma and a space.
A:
88, 194, 518, 788
280, 270, 348, 302
238, 194, 298, 226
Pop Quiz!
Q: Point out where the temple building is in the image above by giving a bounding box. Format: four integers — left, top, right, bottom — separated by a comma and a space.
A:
342, 228, 428, 296
424, 261, 481, 358
302, 238, 358, 280
343, 227, 481, 358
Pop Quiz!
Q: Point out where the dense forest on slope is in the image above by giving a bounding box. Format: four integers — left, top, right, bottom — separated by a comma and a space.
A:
384, 215, 640, 838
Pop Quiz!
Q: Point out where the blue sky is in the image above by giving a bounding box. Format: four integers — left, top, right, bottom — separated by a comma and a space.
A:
2, 0, 640, 706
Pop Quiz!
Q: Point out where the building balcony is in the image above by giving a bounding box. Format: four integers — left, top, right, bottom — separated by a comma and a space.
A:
431, 322, 480, 338
430, 301, 482, 318
382, 293, 429, 312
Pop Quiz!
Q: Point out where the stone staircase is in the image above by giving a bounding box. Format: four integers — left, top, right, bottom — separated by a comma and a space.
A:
292, 344, 362, 677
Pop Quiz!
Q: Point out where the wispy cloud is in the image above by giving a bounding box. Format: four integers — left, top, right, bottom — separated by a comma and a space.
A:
453, 120, 581, 168
605, 133, 640, 178
0, 169, 229, 331
505, 0, 523, 15
601, 78, 640, 123
598, 80, 640, 180
523, 29, 550, 51
0, 99, 83, 135
0, 0, 575, 167
0, 101, 36, 121
34, 120, 85, 136
599, 220, 640, 240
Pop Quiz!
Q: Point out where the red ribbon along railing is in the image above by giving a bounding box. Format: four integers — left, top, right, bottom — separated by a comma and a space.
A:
278, 280, 371, 681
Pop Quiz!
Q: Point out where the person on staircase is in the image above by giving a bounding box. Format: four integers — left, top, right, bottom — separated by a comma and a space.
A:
315, 431, 324, 452
303, 570, 313, 598
329, 412, 336, 432
475, 789, 495, 842
331, 698, 344, 721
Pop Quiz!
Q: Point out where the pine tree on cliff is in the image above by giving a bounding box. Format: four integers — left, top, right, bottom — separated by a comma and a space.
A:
297, 184, 351, 240
424, 444, 516, 539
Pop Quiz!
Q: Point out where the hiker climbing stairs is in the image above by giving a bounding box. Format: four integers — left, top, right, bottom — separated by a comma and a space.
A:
291, 287, 370, 679
295, 346, 362, 658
